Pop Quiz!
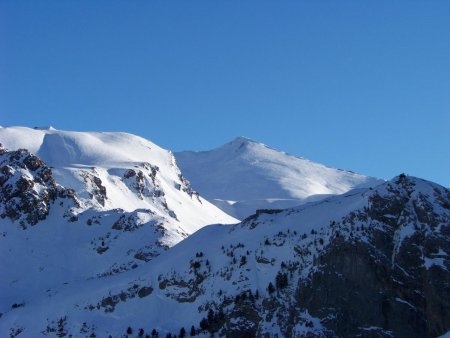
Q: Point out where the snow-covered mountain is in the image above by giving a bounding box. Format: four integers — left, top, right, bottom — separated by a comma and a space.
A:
1, 127, 448, 338
0, 126, 237, 329
2, 174, 449, 337
0, 126, 236, 227
176, 137, 383, 219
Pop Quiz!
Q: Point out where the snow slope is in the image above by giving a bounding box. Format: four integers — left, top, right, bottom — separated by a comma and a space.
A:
176, 137, 382, 219
2, 175, 448, 337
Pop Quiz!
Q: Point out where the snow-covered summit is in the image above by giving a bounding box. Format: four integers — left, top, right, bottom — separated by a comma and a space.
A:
176, 136, 383, 219
222, 136, 259, 147
0, 126, 236, 226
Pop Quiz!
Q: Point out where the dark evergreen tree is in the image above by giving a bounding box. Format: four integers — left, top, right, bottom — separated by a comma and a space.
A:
127, 327, 133, 335
179, 327, 186, 338
190, 325, 196, 336
207, 309, 215, 324
241, 292, 247, 301
249, 290, 255, 302
218, 308, 225, 321
267, 282, 275, 294
199, 318, 209, 331
275, 271, 288, 289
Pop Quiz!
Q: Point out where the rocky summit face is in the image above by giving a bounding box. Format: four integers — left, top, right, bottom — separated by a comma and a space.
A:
0, 127, 448, 338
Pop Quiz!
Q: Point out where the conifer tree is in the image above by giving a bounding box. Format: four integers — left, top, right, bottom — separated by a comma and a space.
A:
190, 325, 196, 336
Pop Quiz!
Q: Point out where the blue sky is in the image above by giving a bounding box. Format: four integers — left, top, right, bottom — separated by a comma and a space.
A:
1, 1, 449, 186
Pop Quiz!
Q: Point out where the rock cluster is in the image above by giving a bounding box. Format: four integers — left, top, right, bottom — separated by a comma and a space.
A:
0, 146, 77, 226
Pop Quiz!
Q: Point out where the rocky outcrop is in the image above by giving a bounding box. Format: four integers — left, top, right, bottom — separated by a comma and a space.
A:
0, 146, 78, 227
86, 282, 153, 313
122, 163, 162, 199
79, 170, 108, 207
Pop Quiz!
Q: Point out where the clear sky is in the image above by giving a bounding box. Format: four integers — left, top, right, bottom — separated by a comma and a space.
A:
1, 1, 449, 187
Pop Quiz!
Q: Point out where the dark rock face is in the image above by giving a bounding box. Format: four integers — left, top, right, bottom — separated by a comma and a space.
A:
0, 146, 78, 226
111, 210, 158, 232
87, 282, 153, 313
123, 163, 160, 197
80, 170, 108, 206
0, 147, 57, 226
295, 177, 450, 338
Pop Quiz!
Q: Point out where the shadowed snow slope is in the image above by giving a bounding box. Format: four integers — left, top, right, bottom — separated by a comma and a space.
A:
176, 137, 383, 219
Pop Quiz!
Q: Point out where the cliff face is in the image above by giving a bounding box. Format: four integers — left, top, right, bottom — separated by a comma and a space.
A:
296, 175, 450, 337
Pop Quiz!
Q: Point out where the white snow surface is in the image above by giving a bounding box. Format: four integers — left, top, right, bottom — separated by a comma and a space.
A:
176, 136, 383, 219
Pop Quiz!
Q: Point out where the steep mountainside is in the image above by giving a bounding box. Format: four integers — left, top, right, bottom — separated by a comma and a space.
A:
176, 137, 382, 219
2, 175, 448, 337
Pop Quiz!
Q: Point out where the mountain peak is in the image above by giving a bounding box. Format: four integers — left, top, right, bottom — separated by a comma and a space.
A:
226, 136, 259, 148
231, 136, 255, 142
176, 137, 382, 219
